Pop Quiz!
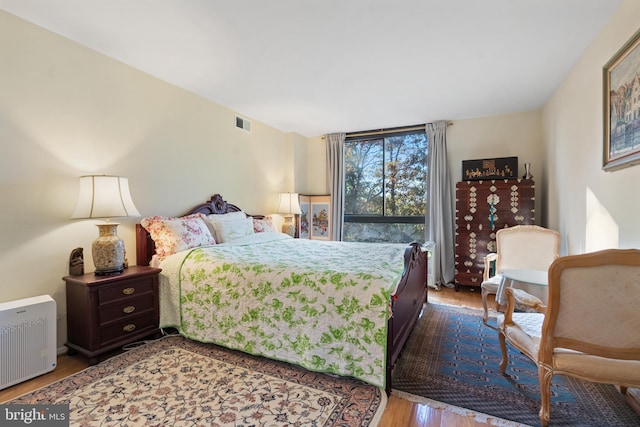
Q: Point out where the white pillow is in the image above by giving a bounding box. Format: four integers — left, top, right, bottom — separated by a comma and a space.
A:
205, 212, 247, 241
208, 217, 255, 243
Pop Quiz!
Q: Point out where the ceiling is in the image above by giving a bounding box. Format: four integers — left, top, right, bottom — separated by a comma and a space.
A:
0, 0, 621, 137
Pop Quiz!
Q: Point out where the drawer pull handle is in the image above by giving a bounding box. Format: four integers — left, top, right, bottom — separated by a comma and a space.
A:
122, 287, 135, 295
123, 306, 135, 314
123, 324, 136, 332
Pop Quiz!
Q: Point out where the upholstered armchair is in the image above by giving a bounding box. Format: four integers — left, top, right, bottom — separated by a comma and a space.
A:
497, 249, 640, 426
481, 225, 561, 324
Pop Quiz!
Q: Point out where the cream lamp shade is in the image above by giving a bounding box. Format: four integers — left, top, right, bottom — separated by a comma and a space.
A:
276, 193, 302, 237
71, 175, 140, 275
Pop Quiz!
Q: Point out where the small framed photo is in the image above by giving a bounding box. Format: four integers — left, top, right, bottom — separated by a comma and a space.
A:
603, 27, 640, 171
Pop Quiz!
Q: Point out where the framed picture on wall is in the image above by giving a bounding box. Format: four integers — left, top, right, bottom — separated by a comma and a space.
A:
603, 26, 640, 171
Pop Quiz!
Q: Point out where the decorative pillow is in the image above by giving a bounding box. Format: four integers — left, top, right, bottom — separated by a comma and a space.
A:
253, 217, 278, 233
208, 217, 254, 243
141, 213, 215, 258
205, 212, 247, 241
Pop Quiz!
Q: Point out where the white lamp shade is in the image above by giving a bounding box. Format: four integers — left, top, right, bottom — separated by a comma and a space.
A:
276, 193, 302, 215
71, 175, 140, 219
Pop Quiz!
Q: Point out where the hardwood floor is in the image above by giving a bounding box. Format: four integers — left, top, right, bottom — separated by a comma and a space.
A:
0, 353, 89, 402
0, 287, 508, 426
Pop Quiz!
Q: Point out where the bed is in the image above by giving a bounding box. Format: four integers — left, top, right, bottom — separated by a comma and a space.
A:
135, 194, 427, 392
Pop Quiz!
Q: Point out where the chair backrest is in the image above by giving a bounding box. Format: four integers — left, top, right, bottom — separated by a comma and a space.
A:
495, 225, 561, 273
541, 249, 640, 362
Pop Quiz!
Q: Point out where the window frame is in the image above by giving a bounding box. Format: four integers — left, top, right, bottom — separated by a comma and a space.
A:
343, 126, 427, 227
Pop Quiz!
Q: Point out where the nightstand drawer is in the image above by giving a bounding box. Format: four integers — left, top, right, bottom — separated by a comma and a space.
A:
99, 312, 156, 347
98, 277, 155, 303
99, 293, 155, 324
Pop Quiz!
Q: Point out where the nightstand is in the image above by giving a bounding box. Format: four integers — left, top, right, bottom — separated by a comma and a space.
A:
63, 265, 162, 365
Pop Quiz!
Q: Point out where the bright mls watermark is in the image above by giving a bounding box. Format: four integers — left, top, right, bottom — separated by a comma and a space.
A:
0, 404, 69, 426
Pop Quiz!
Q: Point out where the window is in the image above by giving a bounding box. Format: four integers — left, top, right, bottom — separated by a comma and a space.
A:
343, 127, 427, 243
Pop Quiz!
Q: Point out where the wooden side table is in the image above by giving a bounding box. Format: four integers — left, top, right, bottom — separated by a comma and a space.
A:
64, 265, 162, 365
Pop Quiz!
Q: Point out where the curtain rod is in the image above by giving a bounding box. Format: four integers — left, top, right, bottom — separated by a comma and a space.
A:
322, 121, 453, 139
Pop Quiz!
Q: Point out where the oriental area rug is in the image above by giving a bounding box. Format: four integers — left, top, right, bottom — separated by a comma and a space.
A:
392, 303, 640, 427
9, 335, 385, 426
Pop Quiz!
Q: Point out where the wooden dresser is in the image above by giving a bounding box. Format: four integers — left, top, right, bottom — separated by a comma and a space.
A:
64, 265, 161, 364
454, 179, 535, 290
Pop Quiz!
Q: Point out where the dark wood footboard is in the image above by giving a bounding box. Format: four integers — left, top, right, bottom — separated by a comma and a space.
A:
386, 242, 428, 393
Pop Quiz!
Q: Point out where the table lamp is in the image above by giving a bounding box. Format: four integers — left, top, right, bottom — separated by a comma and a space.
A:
71, 175, 140, 275
276, 192, 302, 237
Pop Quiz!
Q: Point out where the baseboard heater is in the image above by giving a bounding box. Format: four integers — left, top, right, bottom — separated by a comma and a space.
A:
0, 295, 57, 390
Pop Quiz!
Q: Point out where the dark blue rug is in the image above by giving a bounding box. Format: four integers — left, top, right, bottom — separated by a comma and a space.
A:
392, 303, 640, 426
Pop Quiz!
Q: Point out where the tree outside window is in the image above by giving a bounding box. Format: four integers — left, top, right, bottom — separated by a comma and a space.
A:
343, 129, 427, 243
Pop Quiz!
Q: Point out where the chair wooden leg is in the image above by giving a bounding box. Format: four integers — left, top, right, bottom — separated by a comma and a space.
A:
498, 330, 508, 373
538, 364, 553, 427
481, 288, 490, 324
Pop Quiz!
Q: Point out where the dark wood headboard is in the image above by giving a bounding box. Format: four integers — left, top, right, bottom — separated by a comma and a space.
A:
135, 194, 262, 266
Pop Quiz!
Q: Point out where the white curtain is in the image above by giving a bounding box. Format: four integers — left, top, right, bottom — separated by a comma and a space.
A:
426, 121, 455, 287
326, 132, 346, 241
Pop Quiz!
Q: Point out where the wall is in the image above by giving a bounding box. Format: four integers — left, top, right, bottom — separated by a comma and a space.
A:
446, 111, 544, 223
542, 0, 640, 254
294, 135, 328, 195
0, 11, 296, 350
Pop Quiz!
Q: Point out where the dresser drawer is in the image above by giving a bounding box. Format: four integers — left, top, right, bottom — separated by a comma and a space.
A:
98, 277, 155, 303
99, 293, 155, 324
99, 312, 156, 347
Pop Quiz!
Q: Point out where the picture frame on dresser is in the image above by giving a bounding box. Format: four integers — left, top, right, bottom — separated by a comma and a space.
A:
603, 26, 640, 171
462, 156, 518, 181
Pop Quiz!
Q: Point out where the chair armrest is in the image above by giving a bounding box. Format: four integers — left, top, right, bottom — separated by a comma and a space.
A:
510, 288, 547, 314
503, 288, 547, 324
483, 253, 498, 281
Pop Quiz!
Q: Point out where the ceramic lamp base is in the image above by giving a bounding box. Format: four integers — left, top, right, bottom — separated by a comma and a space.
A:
92, 223, 125, 275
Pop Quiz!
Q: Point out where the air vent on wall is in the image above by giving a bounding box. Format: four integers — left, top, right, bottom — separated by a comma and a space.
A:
235, 115, 251, 133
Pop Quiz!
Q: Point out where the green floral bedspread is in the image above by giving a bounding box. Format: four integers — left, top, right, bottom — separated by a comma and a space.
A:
158, 232, 408, 388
